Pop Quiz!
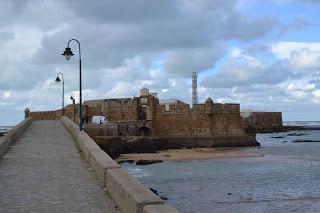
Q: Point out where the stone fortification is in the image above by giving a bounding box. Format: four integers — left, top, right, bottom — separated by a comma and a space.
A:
27, 88, 258, 149
77, 93, 247, 138
241, 111, 283, 133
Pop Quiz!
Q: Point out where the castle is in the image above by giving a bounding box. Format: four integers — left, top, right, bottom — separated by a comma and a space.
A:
25, 72, 264, 151
26, 87, 258, 148
80, 87, 247, 138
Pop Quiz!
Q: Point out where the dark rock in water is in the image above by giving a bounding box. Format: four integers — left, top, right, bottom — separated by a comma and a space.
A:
283, 141, 287, 143
149, 187, 168, 200
150, 187, 158, 194
160, 196, 168, 200
287, 133, 307, 136
293, 139, 320, 143
271, 136, 285, 139
257, 146, 261, 149
0, 132, 7, 137
117, 160, 134, 164
227, 193, 232, 195
136, 159, 163, 165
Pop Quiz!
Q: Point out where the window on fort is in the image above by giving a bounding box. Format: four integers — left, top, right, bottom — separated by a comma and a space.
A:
92, 116, 107, 124
165, 104, 170, 111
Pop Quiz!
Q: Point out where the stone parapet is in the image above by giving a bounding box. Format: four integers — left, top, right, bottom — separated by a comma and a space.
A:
0, 117, 33, 157
89, 149, 120, 186
60, 116, 179, 213
28, 110, 60, 120
106, 168, 164, 213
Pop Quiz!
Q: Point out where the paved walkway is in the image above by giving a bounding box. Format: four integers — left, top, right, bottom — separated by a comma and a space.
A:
0, 120, 121, 213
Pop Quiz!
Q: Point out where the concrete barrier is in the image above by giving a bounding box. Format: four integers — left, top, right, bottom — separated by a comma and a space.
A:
143, 205, 180, 213
89, 149, 120, 185
106, 168, 164, 213
0, 117, 33, 157
60, 116, 179, 213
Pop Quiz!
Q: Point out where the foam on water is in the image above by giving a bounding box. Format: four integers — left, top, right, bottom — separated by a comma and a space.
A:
122, 165, 150, 178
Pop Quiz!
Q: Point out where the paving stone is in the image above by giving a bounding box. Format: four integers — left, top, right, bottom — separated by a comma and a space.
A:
0, 120, 122, 213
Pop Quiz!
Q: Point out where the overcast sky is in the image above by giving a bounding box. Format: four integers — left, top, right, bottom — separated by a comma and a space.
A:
0, 0, 320, 125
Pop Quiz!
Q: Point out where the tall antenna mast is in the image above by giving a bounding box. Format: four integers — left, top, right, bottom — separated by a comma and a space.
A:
192, 71, 198, 106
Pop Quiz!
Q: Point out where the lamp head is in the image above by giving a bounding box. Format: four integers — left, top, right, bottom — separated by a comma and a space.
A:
62, 47, 74, 60
55, 76, 61, 83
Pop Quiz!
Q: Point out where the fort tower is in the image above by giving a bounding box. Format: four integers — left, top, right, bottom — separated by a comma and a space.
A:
192, 71, 198, 106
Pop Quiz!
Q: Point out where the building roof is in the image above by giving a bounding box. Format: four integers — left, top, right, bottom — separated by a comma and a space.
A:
205, 97, 213, 103
159, 99, 187, 105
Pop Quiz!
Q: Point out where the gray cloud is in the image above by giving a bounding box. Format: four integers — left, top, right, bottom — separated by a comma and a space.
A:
31, 0, 278, 77
1, 0, 318, 124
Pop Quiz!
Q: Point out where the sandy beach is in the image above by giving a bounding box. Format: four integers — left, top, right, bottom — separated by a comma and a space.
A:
116, 147, 259, 163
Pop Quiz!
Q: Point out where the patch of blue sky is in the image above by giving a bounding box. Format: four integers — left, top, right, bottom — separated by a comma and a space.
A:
282, 26, 320, 42
238, 0, 320, 41
151, 54, 165, 70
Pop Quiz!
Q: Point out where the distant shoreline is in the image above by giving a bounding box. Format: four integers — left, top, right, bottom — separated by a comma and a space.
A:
282, 126, 320, 131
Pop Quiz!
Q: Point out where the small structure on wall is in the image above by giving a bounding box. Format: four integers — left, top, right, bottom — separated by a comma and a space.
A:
241, 110, 283, 133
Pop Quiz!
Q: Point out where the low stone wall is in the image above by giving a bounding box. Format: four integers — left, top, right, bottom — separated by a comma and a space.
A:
60, 117, 179, 213
28, 110, 61, 120
0, 117, 33, 157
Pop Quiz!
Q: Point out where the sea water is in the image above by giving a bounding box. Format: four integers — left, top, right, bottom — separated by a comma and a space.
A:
0, 126, 11, 136
122, 123, 320, 213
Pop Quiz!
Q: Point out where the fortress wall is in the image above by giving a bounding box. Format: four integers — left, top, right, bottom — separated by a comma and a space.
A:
154, 103, 245, 137
241, 112, 283, 133
84, 98, 139, 122
226, 113, 246, 135
28, 110, 60, 120
225, 104, 240, 113
61, 117, 176, 213
0, 117, 33, 157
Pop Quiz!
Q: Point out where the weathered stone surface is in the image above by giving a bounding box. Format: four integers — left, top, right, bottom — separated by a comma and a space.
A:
81, 134, 101, 162
143, 205, 179, 213
106, 168, 164, 213
89, 148, 120, 186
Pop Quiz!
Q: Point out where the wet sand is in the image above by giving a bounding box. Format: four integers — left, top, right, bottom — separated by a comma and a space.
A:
116, 147, 259, 163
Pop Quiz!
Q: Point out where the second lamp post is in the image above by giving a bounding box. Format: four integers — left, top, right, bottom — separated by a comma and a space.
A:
55, 72, 64, 115
62, 39, 83, 131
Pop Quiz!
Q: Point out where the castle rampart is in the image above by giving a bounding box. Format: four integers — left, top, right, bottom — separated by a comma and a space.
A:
26, 89, 259, 151
241, 111, 283, 133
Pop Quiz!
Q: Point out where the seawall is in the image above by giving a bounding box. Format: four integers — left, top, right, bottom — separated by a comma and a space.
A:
92, 135, 259, 159
241, 112, 283, 133
61, 116, 179, 213
0, 117, 33, 157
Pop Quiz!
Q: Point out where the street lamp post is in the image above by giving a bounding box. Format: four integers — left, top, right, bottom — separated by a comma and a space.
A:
70, 95, 76, 123
55, 73, 64, 115
62, 39, 83, 131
